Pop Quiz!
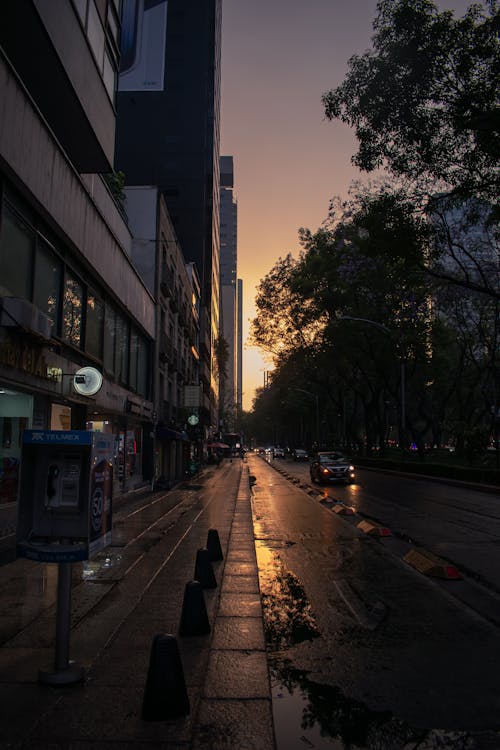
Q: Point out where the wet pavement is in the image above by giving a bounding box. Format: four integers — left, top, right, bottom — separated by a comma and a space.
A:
0, 459, 275, 749
3, 453, 500, 750
250, 454, 500, 750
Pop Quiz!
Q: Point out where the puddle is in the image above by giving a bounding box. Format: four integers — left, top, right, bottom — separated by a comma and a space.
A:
255, 542, 319, 649
270, 657, 420, 750
255, 539, 500, 749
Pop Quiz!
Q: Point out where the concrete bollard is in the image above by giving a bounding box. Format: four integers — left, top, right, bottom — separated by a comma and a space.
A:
142, 634, 190, 720
206, 528, 223, 561
179, 580, 211, 637
194, 547, 217, 589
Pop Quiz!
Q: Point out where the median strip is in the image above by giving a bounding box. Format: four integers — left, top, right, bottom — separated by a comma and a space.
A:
333, 504, 355, 515
403, 548, 463, 580
357, 519, 392, 537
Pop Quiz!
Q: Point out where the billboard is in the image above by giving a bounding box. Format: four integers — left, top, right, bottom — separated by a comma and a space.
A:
119, 0, 168, 92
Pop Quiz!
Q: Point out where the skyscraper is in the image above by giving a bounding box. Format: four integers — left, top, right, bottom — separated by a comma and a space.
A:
219, 156, 242, 427
115, 0, 222, 430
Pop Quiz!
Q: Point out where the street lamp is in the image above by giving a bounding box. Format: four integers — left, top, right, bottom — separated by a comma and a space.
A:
292, 387, 320, 446
337, 316, 406, 452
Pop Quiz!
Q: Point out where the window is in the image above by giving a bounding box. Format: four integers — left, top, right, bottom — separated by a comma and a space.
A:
87, 0, 105, 70
114, 311, 129, 385
129, 329, 139, 391
137, 336, 149, 397
0, 205, 33, 298
86, 290, 104, 358
102, 47, 115, 99
62, 272, 83, 347
103, 302, 115, 375
34, 239, 61, 333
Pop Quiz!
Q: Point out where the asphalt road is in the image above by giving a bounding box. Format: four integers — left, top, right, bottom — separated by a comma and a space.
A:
277, 455, 500, 593
248, 453, 500, 750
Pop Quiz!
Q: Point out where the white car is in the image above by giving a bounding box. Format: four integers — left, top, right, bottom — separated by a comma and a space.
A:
293, 448, 309, 461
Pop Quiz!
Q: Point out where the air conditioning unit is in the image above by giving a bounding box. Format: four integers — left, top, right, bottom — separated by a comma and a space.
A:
0, 297, 52, 340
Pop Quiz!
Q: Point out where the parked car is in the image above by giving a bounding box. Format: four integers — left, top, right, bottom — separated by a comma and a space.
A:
292, 448, 309, 461
309, 451, 356, 484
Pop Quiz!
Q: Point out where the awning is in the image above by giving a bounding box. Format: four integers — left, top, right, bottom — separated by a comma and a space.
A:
207, 441, 230, 449
156, 426, 186, 440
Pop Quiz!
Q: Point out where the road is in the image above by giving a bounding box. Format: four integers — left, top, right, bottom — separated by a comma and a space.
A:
248, 453, 500, 750
276, 454, 500, 594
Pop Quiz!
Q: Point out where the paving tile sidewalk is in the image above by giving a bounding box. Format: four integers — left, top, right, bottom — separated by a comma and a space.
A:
0, 461, 275, 750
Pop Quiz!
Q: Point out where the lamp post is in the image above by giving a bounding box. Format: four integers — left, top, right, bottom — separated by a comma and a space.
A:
338, 316, 406, 453
292, 387, 320, 447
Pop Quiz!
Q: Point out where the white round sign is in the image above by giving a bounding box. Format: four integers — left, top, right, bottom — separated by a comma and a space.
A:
187, 414, 199, 425
73, 367, 103, 396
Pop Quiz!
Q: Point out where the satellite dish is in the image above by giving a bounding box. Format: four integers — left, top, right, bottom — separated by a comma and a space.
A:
73, 367, 103, 396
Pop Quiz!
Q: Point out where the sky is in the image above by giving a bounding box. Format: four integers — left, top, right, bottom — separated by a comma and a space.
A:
220, 0, 473, 411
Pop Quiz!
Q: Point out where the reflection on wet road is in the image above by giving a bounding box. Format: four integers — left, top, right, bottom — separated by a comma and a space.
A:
250, 454, 500, 750
256, 541, 319, 649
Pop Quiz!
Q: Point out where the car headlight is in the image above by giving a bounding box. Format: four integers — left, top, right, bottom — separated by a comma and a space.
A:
349, 465, 355, 472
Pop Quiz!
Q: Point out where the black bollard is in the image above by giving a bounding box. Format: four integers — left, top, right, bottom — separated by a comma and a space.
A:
206, 528, 223, 562
194, 547, 217, 589
179, 580, 211, 637
142, 634, 190, 720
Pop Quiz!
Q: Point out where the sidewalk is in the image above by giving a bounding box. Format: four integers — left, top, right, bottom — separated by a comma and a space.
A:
0, 459, 275, 749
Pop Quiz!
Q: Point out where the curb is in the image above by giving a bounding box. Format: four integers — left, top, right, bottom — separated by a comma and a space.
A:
357, 519, 392, 537
403, 548, 463, 579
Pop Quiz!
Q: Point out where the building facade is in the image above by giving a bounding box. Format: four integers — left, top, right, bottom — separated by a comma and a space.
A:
115, 0, 222, 438
124, 186, 202, 485
0, 1, 156, 513
219, 156, 241, 429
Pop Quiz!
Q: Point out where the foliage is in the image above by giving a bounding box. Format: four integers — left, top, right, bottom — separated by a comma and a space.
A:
103, 170, 126, 209
214, 335, 229, 382
248, 184, 498, 465
247, 1, 499, 468
322, 0, 500, 208
250, 253, 327, 361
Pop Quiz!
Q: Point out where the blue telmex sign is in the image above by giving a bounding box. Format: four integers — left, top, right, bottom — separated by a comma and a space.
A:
23, 430, 93, 445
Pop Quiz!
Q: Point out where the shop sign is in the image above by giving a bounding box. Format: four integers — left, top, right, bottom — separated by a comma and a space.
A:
0, 338, 60, 382
126, 397, 142, 415
184, 384, 202, 407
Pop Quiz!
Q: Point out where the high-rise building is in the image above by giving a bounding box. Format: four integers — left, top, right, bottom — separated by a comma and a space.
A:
0, 1, 156, 508
115, 0, 222, 433
219, 156, 242, 427
237, 278, 243, 415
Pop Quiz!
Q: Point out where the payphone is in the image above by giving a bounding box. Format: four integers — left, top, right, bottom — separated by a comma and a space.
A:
17, 430, 114, 562
16, 430, 114, 685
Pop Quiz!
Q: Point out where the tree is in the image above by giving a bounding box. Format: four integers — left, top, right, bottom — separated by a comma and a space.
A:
214, 334, 229, 429
250, 253, 327, 361
250, 185, 434, 452
322, 0, 500, 209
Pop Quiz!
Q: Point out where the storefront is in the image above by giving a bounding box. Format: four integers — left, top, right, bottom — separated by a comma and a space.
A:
0, 388, 33, 504
155, 425, 189, 487
0, 328, 154, 509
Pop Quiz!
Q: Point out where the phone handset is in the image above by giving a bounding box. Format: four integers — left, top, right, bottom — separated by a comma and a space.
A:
46, 464, 60, 505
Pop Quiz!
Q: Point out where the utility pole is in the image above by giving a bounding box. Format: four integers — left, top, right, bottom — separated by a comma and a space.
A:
338, 316, 406, 456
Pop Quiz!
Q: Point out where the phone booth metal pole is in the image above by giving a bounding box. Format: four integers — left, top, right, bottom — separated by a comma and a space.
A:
39, 561, 84, 685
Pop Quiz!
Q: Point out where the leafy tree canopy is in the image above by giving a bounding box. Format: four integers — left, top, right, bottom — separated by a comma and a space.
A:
322, 0, 500, 207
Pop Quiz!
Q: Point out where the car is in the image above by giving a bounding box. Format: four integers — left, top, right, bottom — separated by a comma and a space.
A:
309, 451, 356, 484
273, 447, 285, 458
292, 448, 309, 461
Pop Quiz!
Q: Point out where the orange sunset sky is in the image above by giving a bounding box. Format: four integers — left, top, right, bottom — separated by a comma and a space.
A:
220, 0, 472, 410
